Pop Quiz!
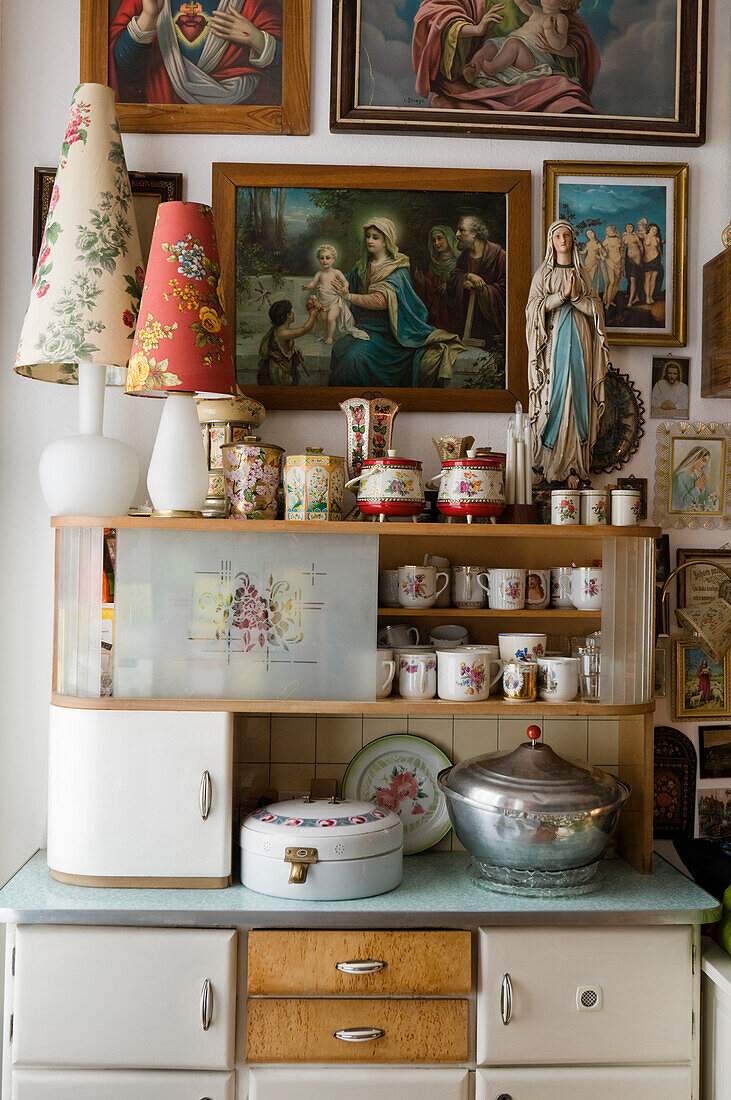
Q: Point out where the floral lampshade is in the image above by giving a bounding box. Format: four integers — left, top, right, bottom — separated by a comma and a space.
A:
14, 83, 144, 385
125, 201, 237, 399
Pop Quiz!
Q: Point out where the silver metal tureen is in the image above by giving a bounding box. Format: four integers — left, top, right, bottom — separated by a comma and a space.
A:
438, 725, 630, 891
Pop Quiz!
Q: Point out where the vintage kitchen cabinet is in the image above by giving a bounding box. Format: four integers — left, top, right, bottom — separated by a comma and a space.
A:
10, 1070, 236, 1100
701, 937, 731, 1099
247, 1067, 471, 1098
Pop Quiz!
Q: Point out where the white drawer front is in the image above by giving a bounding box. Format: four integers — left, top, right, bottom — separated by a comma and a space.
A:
12, 927, 237, 1070
248, 1067, 470, 1099
12, 1069, 236, 1100
476, 1065, 692, 1099
47, 707, 232, 880
478, 926, 693, 1065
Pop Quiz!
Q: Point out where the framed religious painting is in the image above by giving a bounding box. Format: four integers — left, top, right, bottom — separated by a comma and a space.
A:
672, 640, 731, 722
651, 356, 690, 419
32, 166, 183, 269
80, 0, 310, 134
331, 0, 708, 145
543, 162, 688, 346
211, 162, 531, 411
654, 421, 731, 529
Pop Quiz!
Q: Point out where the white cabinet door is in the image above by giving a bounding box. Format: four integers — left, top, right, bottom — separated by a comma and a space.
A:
478, 926, 693, 1065
12, 1069, 236, 1100
702, 939, 731, 1100
11, 927, 237, 1070
47, 707, 232, 883
248, 1067, 470, 1099
476, 1065, 692, 1099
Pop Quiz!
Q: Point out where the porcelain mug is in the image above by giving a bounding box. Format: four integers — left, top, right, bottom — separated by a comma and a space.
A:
611, 489, 643, 526
378, 569, 400, 607
398, 650, 437, 699
485, 568, 526, 610
502, 661, 538, 702
550, 565, 574, 609
398, 565, 449, 609
525, 569, 551, 610
559, 567, 602, 611
537, 656, 580, 703
424, 554, 451, 608
377, 623, 420, 648
376, 647, 396, 699
437, 646, 500, 702
551, 489, 581, 525
498, 633, 548, 664
429, 624, 469, 650
451, 565, 489, 609
580, 489, 609, 526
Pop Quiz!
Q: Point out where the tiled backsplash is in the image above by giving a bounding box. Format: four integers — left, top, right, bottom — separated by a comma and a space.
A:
234, 714, 620, 851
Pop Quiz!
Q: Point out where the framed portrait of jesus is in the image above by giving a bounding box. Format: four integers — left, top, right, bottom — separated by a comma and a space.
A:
80, 0, 310, 134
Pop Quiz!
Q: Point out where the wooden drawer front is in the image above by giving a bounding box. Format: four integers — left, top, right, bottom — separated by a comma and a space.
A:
248, 930, 471, 995
478, 926, 693, 1066
12, 1069, 236, 1100
12, 927, 237, 1070
247, 999, 469, 1063
476, 1066, 692, 1099
248, 1067, 470, 1099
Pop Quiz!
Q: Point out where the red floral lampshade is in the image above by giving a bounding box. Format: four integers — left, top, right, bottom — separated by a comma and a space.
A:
125, 201, 237, 399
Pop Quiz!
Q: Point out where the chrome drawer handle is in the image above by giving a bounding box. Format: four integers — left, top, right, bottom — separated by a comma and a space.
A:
333, 1026, 386, 1043
335, 959, 388, 975
201, 978, 213, 1031
500, 973, 513, 1025
199, 771, 212, 821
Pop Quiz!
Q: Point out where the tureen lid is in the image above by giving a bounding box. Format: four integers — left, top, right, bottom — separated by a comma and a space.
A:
285, 449, 344, 465
438, 725, 629, 815
243, 796, 401, 836
196, 391, 265, 427
362, 449, 422, 470
442, 451, 506, 468
221, 435, 283, 454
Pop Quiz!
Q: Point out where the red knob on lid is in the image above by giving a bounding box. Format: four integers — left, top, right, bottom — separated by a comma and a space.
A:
526, 725, 542, 743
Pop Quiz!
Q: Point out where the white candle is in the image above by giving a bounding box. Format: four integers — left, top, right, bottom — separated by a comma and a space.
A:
515, 400, 523, 437
505, 418, 514, 504
516, 432, 526, 506
523, 421, 533, 504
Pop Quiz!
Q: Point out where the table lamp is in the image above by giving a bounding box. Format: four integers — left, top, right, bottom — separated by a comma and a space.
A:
125, 201, 237, 516
14, 83, 143, 516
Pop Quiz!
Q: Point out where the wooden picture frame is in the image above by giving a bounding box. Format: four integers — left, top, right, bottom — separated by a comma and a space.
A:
653, 421, 731, 530
212, 162, 530, 412
672, 639, 731, 722
331, 0, 707, 146
33, 166, 183, 270
676, 548, 731, 609
698, 725, 731, 780
543, 162, 688, 347
80, 0, 310, 135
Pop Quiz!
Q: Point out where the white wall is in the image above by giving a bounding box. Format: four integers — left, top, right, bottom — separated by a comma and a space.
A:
0, 0, 729, 890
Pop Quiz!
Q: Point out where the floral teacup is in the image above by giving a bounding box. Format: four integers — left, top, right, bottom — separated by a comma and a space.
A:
398, 650, 437, 699
398, 564, 449, 609
485, 568, 525, 610
437, 646, 501, 702
559, 568, 602, 611
498, 633, 548, 664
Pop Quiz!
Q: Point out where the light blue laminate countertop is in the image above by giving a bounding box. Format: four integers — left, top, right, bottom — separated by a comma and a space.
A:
0, 851, 721, 927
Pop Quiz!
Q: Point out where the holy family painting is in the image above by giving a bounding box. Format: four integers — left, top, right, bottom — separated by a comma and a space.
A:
212, 163, 531, 412
332, 0, 707, 143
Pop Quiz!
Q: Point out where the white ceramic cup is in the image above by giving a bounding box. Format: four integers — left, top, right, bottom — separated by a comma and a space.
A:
484, 568, 526, 610
378, 569, 400, 607
537, 656, 580, 702
550, 565, 574, 609
580, 489, 609, 526
611, 489, 643, 526
397, 650, 437, 699
525, 569, 551, 610
376, 647, 396, 699
559, 567, 602, 611
398, 564, 449, 609
429, 624, 469, 650
424, 554, 451, 608
377, 623, 420, 648
551, 489, 581, 525
451, 565, 488, 609
436, 646, 500, 702
498, 632, 548, 664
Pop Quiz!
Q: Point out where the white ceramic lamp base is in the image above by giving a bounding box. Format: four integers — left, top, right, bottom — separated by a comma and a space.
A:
39, 363, 139, 517
147, 391, 208, 517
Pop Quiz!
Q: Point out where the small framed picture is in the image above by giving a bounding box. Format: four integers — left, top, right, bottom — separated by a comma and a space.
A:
698, 789, 731, 839
676, 548, 731, 608
654, 646, 667, 698
672, 640, 731, 721
699, 726, 731, 779
651, 357, 691, 419
654, 421, 731, 529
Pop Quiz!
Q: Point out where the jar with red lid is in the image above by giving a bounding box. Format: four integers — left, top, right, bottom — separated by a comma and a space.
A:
427, 448, 506, 522
344, 449, 424, 521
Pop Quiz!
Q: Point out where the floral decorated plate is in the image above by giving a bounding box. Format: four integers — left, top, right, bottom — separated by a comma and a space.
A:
342, 734, 452, 854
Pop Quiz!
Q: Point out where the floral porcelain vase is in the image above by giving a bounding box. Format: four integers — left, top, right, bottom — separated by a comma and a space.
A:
340, 397, 399, 481
221, 436, 283, 520
284, 448, 346, 521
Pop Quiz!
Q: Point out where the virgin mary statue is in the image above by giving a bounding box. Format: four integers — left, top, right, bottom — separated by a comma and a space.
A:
527, 220, 610, 483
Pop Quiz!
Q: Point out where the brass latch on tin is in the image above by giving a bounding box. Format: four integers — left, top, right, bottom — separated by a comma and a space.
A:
284, 846, 318, 884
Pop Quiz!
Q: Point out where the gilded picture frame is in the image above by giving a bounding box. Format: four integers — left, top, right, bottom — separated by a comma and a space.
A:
331, 0, 708, 145
212, 162, 531, 412
653, 421, 731, 529
80, 0, 310, 135
672, 639, 731, 722
676, 548, 731, 609
543, 162, 688, 346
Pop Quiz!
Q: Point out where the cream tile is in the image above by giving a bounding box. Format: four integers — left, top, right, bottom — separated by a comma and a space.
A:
406, 717, 454, 756
451, 835, 466, 852
234, 715, 270, 762
233, 762, 269, 791
316, 716, 363, 763
363, 717, 408, 745
543, 718, 588, 760
270, 763, 313, 796
498, 718, 538, 751
432, 834, 453, 851
454, 718, 498, 762
588, 719, 620, 765
271, 716, 316, 763
315, 763, 347, 790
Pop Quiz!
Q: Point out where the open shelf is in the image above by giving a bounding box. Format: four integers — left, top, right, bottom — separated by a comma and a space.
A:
377, 607, 600, 620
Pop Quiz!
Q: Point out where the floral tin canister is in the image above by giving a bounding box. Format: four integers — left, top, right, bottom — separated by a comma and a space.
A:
428, 450, 506, 523
551, 489, 581, 525
222, 436, 283, 520
345, 450, 424, 521
284, 448, 345, 521
197, 393, 266, 518
580, 489, 609, 526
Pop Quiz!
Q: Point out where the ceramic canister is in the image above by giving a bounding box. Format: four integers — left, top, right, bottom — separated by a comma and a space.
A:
580, 489, 609, 526
222, 436, 283, 520
611, 489, 643, 526
502, 661, 538, 702
427, 449, 506, 523
537, 656, 580, 703
551, 489, 581, 525
197, 393, 265, 518
345, 450, 424, 521
284, 448, 346, 521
